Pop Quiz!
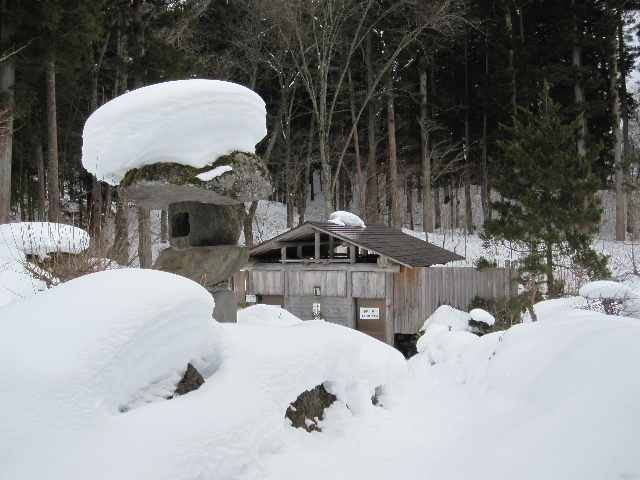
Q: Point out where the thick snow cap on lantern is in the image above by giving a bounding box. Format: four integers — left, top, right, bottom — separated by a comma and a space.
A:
81, 79, 272, 208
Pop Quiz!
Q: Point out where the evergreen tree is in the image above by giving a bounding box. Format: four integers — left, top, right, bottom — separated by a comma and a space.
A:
483, 83, 609, 316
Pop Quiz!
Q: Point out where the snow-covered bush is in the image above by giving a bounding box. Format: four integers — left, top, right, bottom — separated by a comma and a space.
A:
578, 280, 640, 318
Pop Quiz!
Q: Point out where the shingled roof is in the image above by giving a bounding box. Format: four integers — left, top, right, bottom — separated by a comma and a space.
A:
249, 221, 464, 268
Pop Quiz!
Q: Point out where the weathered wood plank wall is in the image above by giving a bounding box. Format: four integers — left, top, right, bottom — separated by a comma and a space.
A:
234, 265, 516, 341
394, 266, 515, 333
251, 270, 285, 295
352, 271, 386, 298
289, 271, 347, 297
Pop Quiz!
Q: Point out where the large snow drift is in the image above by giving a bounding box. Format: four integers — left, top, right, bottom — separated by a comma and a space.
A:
0, 269, 406, 479
82, 79, 267, 184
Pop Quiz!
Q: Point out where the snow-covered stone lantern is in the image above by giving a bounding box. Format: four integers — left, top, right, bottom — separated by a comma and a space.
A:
81, 79, 272, 322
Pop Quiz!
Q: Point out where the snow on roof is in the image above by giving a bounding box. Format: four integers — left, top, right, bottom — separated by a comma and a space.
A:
329, 211, 365, 228
82, 79, 267, 185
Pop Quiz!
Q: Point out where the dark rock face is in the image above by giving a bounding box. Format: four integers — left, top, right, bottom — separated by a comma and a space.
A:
286, 384, 337, 432
120, 152, 272, 210
154, 245, 249, 288
168, 202, 243, 248
208, 288, 238, 323
173, 363, 205, 397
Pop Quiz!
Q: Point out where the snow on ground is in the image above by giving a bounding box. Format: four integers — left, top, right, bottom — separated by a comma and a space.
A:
1, 267, 639, 479
82, 79, 266, 184
0, 245, 46, 307
3, 96, 640, 479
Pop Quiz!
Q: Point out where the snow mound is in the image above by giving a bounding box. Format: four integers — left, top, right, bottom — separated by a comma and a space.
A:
329, 211, 365, 228
82, 79, 267, 184
409, 298, 640, 480
419, 304, 472, 332
0, 268, 406, 479
237, 304, 303, 326
416, 323, 478, 365
0, 222, 89, 257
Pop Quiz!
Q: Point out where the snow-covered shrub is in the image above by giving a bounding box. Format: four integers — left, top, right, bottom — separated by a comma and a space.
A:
468, 295, 527, 332
578, 280, 640, 318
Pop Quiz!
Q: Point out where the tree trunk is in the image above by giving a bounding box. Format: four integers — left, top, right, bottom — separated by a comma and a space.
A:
386, 73, 401, 229
0, 0, 14, 224
463, 31, 473, 234
297, 115, 315, 226
481, 42, 490, 222
348, 66, 365, 217
618, 21, 634, 236
434, 186, 441, 230
465, 167, 473, 234
46, 60, 60, 223
131, 0, 153, 265
91, 175, 103, 249
111, 189, 130, 264
607, 3, 625, 241
285, 94, 295, 229
420, 56, 433, 235
36, 141, 46, 221
137, 206, 152, 268
406, 174, 414, 231
365, 32, 379, 223
505, 3, 517, 118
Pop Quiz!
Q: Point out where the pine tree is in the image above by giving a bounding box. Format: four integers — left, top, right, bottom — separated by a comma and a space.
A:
483, 83, 609, 313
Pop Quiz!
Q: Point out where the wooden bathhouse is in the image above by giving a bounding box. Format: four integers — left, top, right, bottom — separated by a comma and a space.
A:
236, 220, 492, 346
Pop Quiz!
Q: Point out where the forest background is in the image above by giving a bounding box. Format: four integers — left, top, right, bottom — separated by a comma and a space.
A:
1, 0, 640, 267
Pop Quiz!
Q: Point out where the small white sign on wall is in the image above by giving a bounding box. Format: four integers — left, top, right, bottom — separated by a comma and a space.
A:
245, 294, 257, 303
359, 307, 380, 320
312, 303, 321, 316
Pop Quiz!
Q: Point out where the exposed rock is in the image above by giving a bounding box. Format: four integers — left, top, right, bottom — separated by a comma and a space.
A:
168, 202, 243, 248
207, 288, 238, 323
154, 245, 249, 288
120, 152, 272, 210
285, 384, 337, 432
173, 363, 205, 397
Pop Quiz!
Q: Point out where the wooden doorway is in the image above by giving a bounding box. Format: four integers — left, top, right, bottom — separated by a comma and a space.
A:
258, 295, 285, 308
356, 298, 387, 342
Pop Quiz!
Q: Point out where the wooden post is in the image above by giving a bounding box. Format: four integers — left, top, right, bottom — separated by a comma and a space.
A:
315, 232, 321, 259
